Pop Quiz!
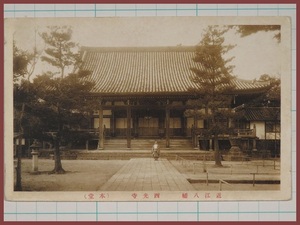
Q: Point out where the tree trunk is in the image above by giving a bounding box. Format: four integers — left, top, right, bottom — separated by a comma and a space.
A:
214, 135, 222, 167
211, 108, 222, 167
15, 137, 23, 191
15, 102, 25, 190
51, 106, 65, 174
51, 137, 65, 174
50, 105, 65, 174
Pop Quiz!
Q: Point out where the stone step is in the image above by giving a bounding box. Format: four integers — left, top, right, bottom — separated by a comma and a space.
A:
103, 138, 194, 150
75, 150, 214, 160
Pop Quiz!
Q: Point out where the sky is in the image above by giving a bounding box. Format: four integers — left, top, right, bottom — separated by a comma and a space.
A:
7, 17, 281, 80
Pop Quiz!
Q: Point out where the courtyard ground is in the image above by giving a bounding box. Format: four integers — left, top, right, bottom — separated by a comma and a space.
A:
16, 158, 280, 192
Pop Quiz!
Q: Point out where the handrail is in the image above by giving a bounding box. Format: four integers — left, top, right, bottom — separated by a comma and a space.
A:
218, 179, 233, 191
175, 155, 192, 168
175, 155, 279, 190
176, 154, 210, 173
208, 172, 234, 190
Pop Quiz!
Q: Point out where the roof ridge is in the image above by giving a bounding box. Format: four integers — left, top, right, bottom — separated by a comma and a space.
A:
235, 78, 270, 85
81, 46, 197, 52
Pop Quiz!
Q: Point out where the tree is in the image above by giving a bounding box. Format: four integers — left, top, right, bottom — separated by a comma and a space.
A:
40, 26, 81, 78
187, 26, 236, 166
247, 74, 280, 107
13, 40, 41, 190
13, 36, 40, 82
36, 26, 95, 174
258, 74, 280, 103
13, 43, 30, 82
234, 25, 281, 42
13, 35, 41, 139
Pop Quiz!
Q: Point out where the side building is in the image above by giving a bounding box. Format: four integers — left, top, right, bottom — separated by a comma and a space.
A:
235, 106, 280, 157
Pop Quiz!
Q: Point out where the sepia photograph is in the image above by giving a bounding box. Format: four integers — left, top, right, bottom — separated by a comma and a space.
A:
4, 16, 291, 201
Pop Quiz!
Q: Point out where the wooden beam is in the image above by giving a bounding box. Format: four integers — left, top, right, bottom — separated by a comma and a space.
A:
98, 101, 104, 150
193, 108, 198, 149
127, 100, 131, 149
166, 100, 170, 148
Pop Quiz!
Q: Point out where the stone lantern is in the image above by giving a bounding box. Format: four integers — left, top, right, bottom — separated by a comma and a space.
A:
224, 136, 243, 161
30, 140, 41, 174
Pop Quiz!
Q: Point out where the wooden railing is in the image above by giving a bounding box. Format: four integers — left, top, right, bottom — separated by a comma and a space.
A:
235, 129, 255, 137
175, 156, 280, 190
194, 128, 255, 138
60, 127, 256, 139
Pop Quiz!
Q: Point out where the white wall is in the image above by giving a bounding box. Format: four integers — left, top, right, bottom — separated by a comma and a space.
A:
197, 120, 204, 128
250, 121, 265, 139
266, 132, 281, 140
93, 110, 111, 115
94, 118, 111, 129
170, 118, 181, 128
116, 118, 132, 128
187, 118, 204, 128
187, 118, 193, 128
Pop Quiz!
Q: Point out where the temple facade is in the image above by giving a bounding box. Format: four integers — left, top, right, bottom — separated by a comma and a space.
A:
79, 46, 277, 151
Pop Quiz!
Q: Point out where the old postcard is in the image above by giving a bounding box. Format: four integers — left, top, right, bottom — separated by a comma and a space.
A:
4, 16, 291, 201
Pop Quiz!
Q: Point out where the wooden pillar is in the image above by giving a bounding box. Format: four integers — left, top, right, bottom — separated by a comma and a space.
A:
181, 112, 185, 136
158, 111, 164, 138
253, 139, 257, 151
85, 140, 89, 150
183, 116, 187, 137
198, 138, 201, 150
110, 110, 115, 137
193, 108, 198, 149
209, 139, 213, 151
252, 123, 257, 151
127, 100, 131, 149
166, 100, 170, 148
132, 110, 138, 138
98, 100, 104, 150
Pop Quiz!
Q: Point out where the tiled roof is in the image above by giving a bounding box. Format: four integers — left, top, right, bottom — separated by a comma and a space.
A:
80, 46, 270, 96
242, 107, 280, 121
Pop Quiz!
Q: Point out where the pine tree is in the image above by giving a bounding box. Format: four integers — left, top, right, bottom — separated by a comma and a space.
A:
37, 26, 95, 174
188, 26, 236, 166
13, 41, 40, 190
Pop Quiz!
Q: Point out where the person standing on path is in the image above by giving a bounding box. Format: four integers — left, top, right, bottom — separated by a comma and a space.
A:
152, 141, 160, 160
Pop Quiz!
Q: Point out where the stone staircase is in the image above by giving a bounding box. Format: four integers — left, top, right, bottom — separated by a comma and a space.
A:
75, 150, 214, 160
103, 138, 195, 151
75, 138, 214, 160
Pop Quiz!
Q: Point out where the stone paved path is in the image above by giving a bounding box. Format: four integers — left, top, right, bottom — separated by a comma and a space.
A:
99, 158, 195, 191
